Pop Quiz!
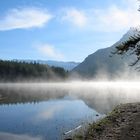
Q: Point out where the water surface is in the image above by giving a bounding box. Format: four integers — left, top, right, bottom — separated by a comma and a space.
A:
1, 81, 140, 139
0, 84, 101, 140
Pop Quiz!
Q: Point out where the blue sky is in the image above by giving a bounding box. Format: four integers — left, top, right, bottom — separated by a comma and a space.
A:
0, 0, 140, 62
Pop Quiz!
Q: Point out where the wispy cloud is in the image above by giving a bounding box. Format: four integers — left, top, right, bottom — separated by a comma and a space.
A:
90, 4, 140, 32
0, 7, 53, 31
61, 8, 87, 28
36, 43, 64, 59
60, 0, 140, 32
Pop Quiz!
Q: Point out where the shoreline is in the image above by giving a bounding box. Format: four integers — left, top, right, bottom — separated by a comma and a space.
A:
72, 102, 140, 140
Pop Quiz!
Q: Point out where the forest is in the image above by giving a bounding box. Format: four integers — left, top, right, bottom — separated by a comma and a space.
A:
0, 60, 68, 81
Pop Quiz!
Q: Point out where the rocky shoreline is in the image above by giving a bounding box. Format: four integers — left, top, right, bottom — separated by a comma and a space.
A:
72, 102, 140, 140
85, 102, 140, 140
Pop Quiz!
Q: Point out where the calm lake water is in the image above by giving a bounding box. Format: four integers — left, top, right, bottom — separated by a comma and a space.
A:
0, 83, 101, 140
0, 99, 100, 140
1, 81, 140, 140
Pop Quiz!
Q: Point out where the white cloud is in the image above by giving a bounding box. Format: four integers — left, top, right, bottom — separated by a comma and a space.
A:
60, 0, 140, 32
96, 0, 140, 32
61, 8, 87, 28
0, 7, 53, 31
91, 4, 140, 32
36, 44, 64, 59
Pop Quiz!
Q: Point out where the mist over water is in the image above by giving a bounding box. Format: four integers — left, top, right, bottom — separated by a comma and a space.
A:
1, 80, 140, 139
1, 81, 140, 113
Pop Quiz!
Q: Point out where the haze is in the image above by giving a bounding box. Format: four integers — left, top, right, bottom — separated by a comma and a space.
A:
1, 81, 140, 114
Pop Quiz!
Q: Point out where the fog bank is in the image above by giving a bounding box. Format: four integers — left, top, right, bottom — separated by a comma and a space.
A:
1, 81, 140, 114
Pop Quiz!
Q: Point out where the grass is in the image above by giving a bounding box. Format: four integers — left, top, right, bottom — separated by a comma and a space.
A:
73, 134, 84, 140
84, 105, 121, 139
73, 104, 122, 140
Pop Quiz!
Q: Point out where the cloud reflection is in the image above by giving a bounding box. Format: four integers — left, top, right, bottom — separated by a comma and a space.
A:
37, 105, 64, 120
0, 132, 42, 140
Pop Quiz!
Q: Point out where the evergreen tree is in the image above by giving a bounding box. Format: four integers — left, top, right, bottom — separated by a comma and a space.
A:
0, 60, 68, 81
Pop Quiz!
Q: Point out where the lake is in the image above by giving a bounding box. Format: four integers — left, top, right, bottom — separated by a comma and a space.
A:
0, 81, 140, 140
0, 82, 102, 140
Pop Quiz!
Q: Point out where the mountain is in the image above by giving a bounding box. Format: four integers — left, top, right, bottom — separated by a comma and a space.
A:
13, 60, 80, 71
45, 60, 80, 71
73, 28, 138, 78
114, 27, 140, 48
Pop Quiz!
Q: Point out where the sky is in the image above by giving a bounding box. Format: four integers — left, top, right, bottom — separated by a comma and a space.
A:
0, 0, 140, 62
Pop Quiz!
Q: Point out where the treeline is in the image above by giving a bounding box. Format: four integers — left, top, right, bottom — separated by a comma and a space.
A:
0, 60, 68, 81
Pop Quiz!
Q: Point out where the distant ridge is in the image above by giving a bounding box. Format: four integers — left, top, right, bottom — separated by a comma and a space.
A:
13, 59, 80, 71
